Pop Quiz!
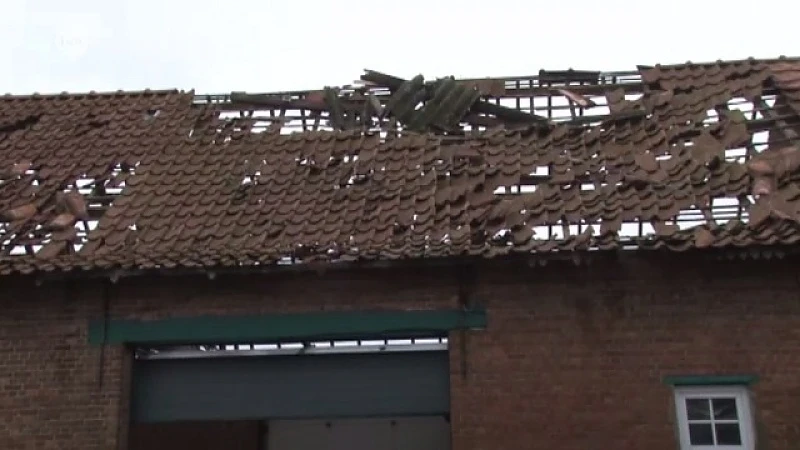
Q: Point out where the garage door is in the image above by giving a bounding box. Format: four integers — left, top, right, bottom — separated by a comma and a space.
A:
267, 416, 450, 450
131, 348, 450, 423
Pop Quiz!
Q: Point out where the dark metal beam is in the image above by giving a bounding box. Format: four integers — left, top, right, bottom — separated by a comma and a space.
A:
88, 309, 487, 345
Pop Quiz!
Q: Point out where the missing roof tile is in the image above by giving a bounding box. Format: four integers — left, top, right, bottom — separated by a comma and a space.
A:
0, 114, 40, 134
725, 147, 748, 163
144, 108, 161, 120
72, 164, 135, 198
727, 97, 758, 118
0, 162, 38, 187
72, 219, 99, 252
704, 109, 720, 124
1, 162, 137, 258
711, 197, 746, 225
3, 223, 56, 257
624, 93, 643, 102
4, 59, 800, 272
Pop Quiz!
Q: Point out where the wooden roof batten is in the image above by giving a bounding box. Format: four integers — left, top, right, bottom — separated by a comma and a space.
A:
2, 56, 800, 277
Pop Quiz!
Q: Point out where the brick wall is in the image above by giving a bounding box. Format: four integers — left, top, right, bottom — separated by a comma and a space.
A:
449, 257, 800, 450
0, 279, 125, 450
1, 256, 799, 449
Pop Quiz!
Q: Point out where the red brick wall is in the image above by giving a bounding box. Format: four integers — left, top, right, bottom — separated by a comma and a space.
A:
0, 279, 126, 450
448, 258, 800, 450
1, 256, 799, 449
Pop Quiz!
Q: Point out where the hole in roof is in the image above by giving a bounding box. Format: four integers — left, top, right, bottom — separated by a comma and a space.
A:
240, 170, 262, 186
711, 197, 746, 225
2, 163, 138, 257
639, 222, 655, 236
144, 108, 161, 120
726, 97, 756, 117
73, 219, 100, 253
532, 225, 549, 238
531, 166, 550, 176
752, 130, 770, 153
491, 228, 511, 242
0, 163, 39, 186
675, 208, 707, 229
616, 220, 643, 238
218, 111, 239, 120
498, 98, 520, 109
0, 224, 9, 244
725, 147, 747, 163
752, 130, 769, 145
492, 166, 551, 196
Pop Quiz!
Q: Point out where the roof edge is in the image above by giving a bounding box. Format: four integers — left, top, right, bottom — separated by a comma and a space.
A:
8, 245, 800, 282
1, 88, 192, 99
639, 54, 800, 69
7, 55, 799, 100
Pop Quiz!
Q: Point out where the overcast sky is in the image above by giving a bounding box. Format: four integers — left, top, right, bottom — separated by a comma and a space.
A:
1, 0, 797, 95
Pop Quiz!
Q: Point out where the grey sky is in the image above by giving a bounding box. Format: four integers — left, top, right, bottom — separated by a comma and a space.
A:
1, 0, 797, 94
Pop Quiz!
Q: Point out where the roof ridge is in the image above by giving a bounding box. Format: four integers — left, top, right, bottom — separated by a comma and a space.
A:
1, 88, 189, 99
199, 56, 800, 99
639, 55, 800, 69
5, 57, 797, 101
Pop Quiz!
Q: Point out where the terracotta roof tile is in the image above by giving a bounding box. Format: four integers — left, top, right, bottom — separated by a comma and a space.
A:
3, 60, 800, 275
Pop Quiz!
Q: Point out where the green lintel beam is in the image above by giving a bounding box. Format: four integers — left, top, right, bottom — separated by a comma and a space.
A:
88, 309, 487, 345
662, 375, 759, 386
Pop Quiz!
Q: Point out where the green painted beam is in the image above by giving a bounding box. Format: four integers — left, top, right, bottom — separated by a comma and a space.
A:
88, 309, 487, 345
663, 375, 759, 386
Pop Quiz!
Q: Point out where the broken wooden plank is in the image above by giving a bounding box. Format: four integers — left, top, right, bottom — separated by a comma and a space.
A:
382, 75, 426, 122
323, 87, 345, 130
538, 69, 601, 84
361, 70, 406, 89
362, 69, 549, 126
558, 89, 597, 108
366, 93, 384, 116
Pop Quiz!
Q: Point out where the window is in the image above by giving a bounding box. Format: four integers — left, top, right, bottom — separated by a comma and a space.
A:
674, 386, 755, 450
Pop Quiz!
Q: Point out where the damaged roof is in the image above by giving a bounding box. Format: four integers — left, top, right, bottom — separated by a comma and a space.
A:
2, 56, 800, 276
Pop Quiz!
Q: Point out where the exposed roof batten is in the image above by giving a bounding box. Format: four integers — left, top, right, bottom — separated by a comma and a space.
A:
1, 56, 800, 276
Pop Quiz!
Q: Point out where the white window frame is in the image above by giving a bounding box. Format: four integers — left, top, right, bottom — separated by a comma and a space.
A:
673, 385, 755, 450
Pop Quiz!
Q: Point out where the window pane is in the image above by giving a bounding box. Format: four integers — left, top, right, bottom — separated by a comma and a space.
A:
715, 423, 742, 445
689, 423, 714, 445
712, 398, 738, 420
686, 398, 711, 420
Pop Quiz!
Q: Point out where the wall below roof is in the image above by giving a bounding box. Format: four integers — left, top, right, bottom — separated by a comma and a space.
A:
1, 256, 800, 449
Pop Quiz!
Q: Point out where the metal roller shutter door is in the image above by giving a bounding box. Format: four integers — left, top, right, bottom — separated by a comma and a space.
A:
131, 351, 450, 423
